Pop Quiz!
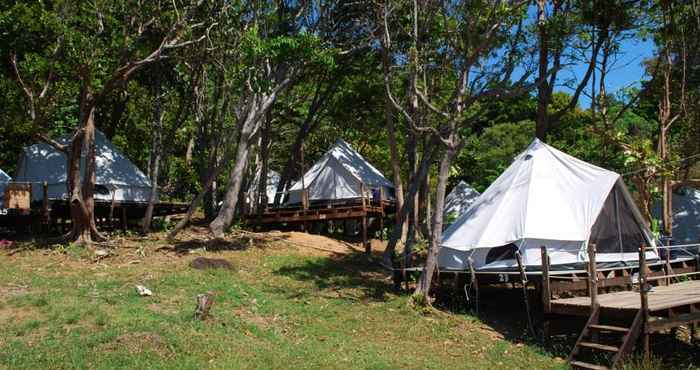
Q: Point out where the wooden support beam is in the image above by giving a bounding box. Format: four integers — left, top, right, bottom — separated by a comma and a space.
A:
541, 246, 551, 314
639, 245, 650, 360
515, 251, 536, 338
121, 207, 128, 232
588, 243, 598, 311
361, 216, 369, 255
665, 238, 673, 286
468, 257, 479, 315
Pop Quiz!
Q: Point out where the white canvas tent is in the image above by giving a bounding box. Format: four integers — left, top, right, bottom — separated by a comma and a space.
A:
14, 130, 153, 203
286, 139, 394, 204
0, 169, 10, 200
439, 139, 657, 271
246, 169, 281, 205
443, 181, 480, 224
652, 186, 700, 245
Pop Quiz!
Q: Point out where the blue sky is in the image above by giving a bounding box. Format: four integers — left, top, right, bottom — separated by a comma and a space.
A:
557, 37, 656, 107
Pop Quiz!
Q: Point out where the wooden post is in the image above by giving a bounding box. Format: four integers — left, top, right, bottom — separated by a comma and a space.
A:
587, 243, 598, 311
109, 189, 117, 229
468, 257, 479, 315
42, 181, 50, 227
360, 182, 366, 209
639, 245, 650, 360
121, 206, 128, 232
362, 216, 369, 255
540, 246, 551, 314
302, 189, 309, 232
515, 251, 536, 338
379, 216, 384, 241
665, 238, 672, 286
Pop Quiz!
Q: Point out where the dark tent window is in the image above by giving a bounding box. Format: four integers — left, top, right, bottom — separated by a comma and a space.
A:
589, 183, 648, 254
485, 243, 518, 264
94, 184, 110, 196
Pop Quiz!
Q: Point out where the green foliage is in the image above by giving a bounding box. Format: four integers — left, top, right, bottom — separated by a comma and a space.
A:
457, 121, 536, 191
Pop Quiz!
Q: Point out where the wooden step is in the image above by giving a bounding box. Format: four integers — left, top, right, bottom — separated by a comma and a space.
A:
578, 342, 619, 352
570, 361, 610, 370
588, 324, 629, 333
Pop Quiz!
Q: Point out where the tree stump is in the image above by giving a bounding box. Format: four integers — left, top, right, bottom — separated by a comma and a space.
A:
194, 291, 215, 320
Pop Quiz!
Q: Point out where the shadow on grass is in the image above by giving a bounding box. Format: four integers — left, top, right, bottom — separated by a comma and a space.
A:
171, 237, 259, 255
272, 251, 393, 303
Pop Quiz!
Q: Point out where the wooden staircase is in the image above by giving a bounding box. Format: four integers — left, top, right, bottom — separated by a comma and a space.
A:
568, 305, 644, 370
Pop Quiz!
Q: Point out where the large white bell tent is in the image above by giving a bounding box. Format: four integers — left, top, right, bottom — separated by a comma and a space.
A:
0, 169, 10, 199
443, 181, 480, 225
14, 130, 153, 203
286, 139, 394, 204
652, 186, 700, 249
438, 139, 658, 272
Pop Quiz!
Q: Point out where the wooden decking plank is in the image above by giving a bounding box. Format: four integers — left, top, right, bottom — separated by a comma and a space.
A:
578, 342, 619, 352
588, 324, 629, 333
552, 280, 700, 313
570, 361, 609, 370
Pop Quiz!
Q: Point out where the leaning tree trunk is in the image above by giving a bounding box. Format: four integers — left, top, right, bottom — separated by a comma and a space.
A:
414, 147, 456, 298
383, 141, 438, 267
256, 111, 272, 214
167, 147, 235, 239
142, 76, 163, 233
209, 113, 260, 238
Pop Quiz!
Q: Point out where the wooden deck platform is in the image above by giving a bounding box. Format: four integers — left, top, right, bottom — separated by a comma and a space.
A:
551, 280, 700, 316
247, 203, 390, 224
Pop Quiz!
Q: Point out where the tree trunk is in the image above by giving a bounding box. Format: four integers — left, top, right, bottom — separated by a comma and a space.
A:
65, 98, 106, 244
381, 39, 408, 244
142, 75, 163, 233
273, 84, 330, 206
383, 140, 438, 266
209, 115, 259, 238
535, 0, 549, 139
406, 131, 420, 241
415, 147, 455, 298
256, 111, 272, 214
167, 136, 240, 239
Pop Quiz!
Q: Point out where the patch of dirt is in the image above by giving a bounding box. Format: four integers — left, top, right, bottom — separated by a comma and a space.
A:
0, 306, 41, 324
189, 257, 234, 270
233, 306, 285, 332
261, 231, 371, 257
0, 285, 29, 298
97, 332, 172, 357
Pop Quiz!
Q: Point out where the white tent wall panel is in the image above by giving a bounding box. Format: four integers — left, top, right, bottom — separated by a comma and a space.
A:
0, 169, 10, 199
14, 130, 153, 203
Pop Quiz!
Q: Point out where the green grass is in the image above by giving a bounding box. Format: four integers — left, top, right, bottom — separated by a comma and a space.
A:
0, 233, 686, 369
